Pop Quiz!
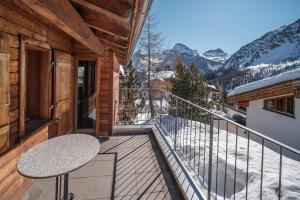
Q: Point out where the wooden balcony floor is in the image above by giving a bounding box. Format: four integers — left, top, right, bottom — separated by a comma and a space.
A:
20, 132, 183, 200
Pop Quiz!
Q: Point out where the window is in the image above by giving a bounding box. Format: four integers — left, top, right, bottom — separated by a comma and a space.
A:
264, 95, 295, 116
24, 48, 51, 135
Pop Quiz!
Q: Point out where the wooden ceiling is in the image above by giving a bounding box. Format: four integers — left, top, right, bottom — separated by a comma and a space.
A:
17, 0, 153, 65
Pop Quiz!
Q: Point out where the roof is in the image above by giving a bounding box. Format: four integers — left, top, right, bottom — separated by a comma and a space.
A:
19, 0, 153, 65
228, 68, 300, 97
206, 84, 219, 91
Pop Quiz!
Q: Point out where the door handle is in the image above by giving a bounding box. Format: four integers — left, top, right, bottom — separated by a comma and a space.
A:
4, 93, 10, 106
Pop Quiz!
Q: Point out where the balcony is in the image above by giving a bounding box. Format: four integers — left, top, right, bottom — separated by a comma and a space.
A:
21, 131, 183, 200
20, 89, 300, 200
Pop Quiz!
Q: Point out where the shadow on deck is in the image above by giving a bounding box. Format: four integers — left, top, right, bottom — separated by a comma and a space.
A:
21, 131, 183, 200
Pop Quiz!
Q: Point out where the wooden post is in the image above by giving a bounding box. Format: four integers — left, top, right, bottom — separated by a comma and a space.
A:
95, 56, 101, 136
19, 35, 25, 137
95, 47, 117, 136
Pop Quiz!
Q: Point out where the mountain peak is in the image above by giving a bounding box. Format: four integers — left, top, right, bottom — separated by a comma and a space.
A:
172, 43, 195, 55
203, 48, 226, 56
202, 48, 230, 63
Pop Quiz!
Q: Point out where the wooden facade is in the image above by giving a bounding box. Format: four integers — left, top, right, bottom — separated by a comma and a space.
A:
0, 0, 152, 199
227, 80, 300, 107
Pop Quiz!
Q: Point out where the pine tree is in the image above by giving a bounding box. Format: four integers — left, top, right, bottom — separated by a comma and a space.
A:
119, 60, 140, 123
170, 61, 211, 121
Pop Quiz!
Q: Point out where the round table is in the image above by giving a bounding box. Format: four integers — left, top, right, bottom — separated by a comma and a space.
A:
17, 134, 100, 200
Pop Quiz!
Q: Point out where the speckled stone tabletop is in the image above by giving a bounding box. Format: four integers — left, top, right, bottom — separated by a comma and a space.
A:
17, 134, 100, 179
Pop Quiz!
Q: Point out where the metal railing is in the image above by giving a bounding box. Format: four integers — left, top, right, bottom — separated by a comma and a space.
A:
113, 88, 300, 200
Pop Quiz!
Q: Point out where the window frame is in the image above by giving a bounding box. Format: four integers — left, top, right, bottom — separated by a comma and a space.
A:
263, 95, 295, 118
19, 35, 52, 137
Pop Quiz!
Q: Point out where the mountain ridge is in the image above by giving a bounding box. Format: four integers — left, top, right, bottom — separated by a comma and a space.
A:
132, 43, 229, 74
133, 18, 300, 91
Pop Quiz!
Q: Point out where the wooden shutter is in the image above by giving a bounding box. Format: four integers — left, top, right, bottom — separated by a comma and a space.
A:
0, 32, 10, 153
54, 50, 72, 135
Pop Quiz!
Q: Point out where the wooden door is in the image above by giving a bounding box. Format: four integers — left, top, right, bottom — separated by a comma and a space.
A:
54, 50, 72, 135
0, 33, 10, 153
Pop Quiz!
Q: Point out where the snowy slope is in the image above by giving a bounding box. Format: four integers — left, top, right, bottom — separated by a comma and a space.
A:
155, 70, 175, 80
224, 19, 300, 69
208, 18, 300, 91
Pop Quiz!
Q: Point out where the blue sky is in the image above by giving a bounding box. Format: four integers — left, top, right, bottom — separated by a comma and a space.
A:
151, 0, 300, 54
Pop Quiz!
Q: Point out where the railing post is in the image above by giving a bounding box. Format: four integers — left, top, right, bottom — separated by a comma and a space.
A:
160, 95, 162, 127
207, 113, 214, 200
174, 98, 178, 150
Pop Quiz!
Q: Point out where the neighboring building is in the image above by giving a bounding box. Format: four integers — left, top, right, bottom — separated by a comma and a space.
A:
206, 84, 220, 100
150, 78, 172, 91
227, 69, 300, 150
139, 78, 172, 99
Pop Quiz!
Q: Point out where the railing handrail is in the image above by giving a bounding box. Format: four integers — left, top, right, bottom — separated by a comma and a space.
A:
211, 99, 247, 115
115, 87, 300, 155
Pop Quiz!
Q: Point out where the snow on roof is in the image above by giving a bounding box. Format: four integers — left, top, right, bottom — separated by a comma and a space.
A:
206, 84, 219, 92
206, 84, 217, 90
155, 71, 175, 80
229, 68, 300, 96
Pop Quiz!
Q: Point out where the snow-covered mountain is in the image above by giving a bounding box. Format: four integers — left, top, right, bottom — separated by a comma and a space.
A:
132, 43, 229, 74
224, 19, 300, 69
207, 18, 300, 90
202, 48, 230, 63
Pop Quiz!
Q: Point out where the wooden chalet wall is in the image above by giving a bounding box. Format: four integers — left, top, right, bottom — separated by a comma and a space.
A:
0, 2, 75, 199
0, 1, 73, 145
0, 0, 151, 198
0, 121, 56, 200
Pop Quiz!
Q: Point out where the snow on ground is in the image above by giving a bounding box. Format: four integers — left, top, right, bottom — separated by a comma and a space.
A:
155, 70, 175, 80
132, 99, 168, 123
161, 115, 300, 200
252, 43, 300, 66
245, 60, 300, 76
229, 68, 300, 96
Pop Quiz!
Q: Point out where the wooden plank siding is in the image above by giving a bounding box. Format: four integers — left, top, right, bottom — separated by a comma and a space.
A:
0, 0, 152, 198
0, 121, 56, 200
0, 2, 73, 147
54, 51, 74, 135
0, 3, 74, 199
0, 33, 10, 154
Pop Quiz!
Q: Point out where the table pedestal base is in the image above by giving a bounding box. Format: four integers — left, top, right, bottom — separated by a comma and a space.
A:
55, 174, 74, 200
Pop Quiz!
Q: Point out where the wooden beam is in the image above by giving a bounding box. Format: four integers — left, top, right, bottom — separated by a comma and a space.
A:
81, 11, 130, 40
88, 24, 129, 41
100, 43, 127, 55
19, 0, 103, 55
71, 0, 131, 23
93, 29, 128, 48
98, 39, 128, 52
80, 0, 133, 19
